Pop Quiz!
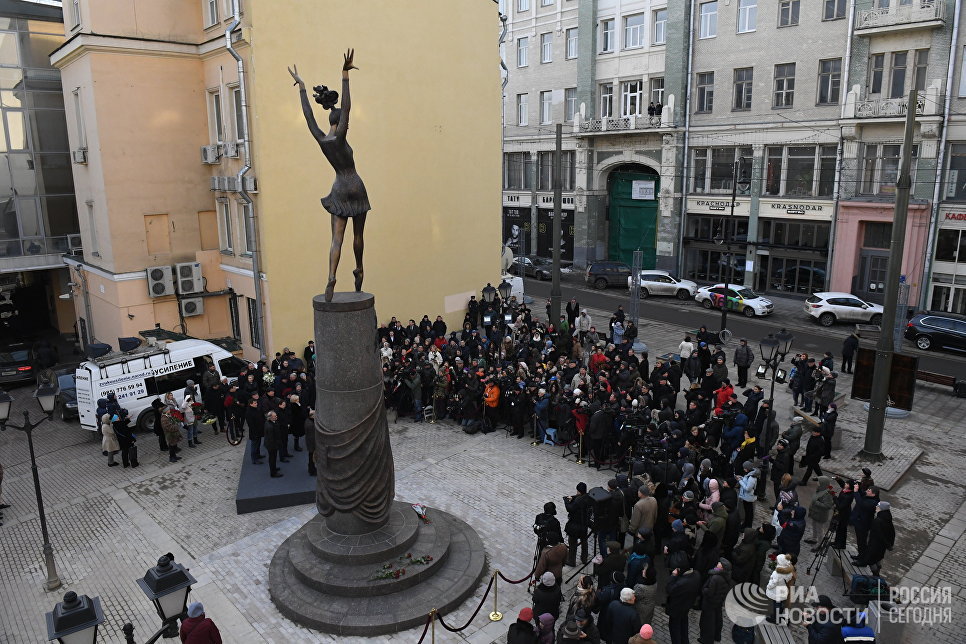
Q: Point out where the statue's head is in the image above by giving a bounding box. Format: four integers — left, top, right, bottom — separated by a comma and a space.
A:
312, 84, 339, 110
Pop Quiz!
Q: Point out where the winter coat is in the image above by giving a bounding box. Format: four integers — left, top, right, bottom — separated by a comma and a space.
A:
604, 600, 641, 644
751, 533, 773, 586
733, 344, 755, 368
535, 543, 568, 583
850, 493, 879, 530
777, 507, 807, 556
532, 583, 563, 620
304, 417, 316, 453
100, 414, 120, 453
633, 582, 657, 628
701, 560, 732, 610
802, 433, 825, 467
701, 503, 728, 543
809, 476, 835, 524
596, 551, 627, 590
536, 613, 555, 644
806, 619, 844, 644
180, 398, 196, 424
506, 619, 538, 644
629, 496, 658, 537
861, 509, 895, 565
263, 419, 280, 451
730, 528, 758, 583
765, 556, 795, 602
665, 570, 702, 618
179, 615, 222, 643
737, 470, 759, 503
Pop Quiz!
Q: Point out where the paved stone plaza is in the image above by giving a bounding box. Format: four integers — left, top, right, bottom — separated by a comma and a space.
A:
1, 306, 964, 643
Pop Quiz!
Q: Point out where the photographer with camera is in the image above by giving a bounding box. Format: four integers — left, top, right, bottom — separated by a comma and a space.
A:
564, 483, 593, 567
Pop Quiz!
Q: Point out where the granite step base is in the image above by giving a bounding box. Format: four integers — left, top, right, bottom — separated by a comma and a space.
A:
269, 501, 487, 636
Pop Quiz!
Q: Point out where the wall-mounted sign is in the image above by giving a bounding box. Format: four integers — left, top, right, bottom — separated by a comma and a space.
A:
631, 180, 656, 200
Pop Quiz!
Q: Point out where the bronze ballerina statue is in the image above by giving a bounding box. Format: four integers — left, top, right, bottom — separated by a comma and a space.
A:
288, 49, 370, 302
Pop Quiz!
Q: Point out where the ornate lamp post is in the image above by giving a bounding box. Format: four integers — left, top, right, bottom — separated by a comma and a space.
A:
0, 385, 61, 591
134, 555, 197, 640
46, 592, 104, 643
755, 329, 794, 500
497, 279, 513, 327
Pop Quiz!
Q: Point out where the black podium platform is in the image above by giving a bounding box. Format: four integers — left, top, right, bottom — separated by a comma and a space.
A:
235, 442, 316, 514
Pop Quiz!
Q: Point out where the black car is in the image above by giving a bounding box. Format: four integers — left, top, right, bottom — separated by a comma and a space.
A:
55, 369, 79, 421
0, 343, 36, 385
509, 255, 553, 280
905, 312, 966, 352
585, 260, 632, 290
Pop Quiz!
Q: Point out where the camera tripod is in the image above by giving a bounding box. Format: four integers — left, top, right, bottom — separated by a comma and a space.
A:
805, 518, 838, 587
565, 527, 600, 585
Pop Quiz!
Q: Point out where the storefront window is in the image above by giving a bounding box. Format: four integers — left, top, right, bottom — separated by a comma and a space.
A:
935, 229, 966, 263
930, 284, 966, 315
765, 147, 783, 196
947, 144, 966, 201
786, 147, 816, 196
818, 146, 836, 197
862, 222, 891, 249
861, 144, 917, 195
691, 147, 752, 193
693, 149, 708, 193
711, 148, 735, 192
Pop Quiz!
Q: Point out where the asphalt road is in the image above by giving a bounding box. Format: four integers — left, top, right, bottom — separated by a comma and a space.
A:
522, 276, 966, 378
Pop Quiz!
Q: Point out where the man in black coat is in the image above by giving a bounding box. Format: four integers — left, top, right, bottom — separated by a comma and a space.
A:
769, 439, 792, 502
799, 427, 826, 485
665, 567, 702, 644
733, 339, 755, 388
564, 483, 592, 566
603, 589, 641, 644
849, 485, 880, 559
831, 479, 854, 549
263, 410, 282, 477
246, 398, 265, 464
841, 333, 859, 374
853, 501, 895, 570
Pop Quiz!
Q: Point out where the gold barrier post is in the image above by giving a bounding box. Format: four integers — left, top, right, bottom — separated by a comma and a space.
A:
431, 608, 437, 643
489, 570, 503, 621
576, 432, 585, 464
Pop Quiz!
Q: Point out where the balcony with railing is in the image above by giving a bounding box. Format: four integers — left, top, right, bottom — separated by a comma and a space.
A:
0, 234, 82, 271
855, 0, 945, 34
843, 82, 943, 119
574, 96, 675, 136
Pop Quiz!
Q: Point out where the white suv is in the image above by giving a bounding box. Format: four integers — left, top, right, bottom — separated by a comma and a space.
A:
805, 292, 883, 327
626, 270, 698, 300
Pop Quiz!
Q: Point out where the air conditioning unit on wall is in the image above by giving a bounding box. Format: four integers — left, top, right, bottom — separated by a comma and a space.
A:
145, 265, 175, 298
175, 262, 203, 294
180, 297, 204, 317
201, 145, 220, 164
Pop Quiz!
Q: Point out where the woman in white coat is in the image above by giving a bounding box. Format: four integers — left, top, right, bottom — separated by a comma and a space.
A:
765, 553, 795, 622
101, 412, 120, 466
181, 395, 199, 447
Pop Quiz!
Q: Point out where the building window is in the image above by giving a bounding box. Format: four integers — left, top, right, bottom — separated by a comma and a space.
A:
960, 46, 966, 97
700, 2, 718, 38
540, 0, 553, 6
540, 90, 552, 124
624, 14, 645, 49
737, 0, 757, 33
516, 93, 528, 126
861, 143, 918, 195
566, 28, 578, 59
653, 9, 667, 45
85, 200, 98, 256
621, 80, 643, 117
538, 151, 553, 190
518, 0, 530, 11
71, 88, 86, 149
565, 87, 577, 121
208, 90, 224, 143
863, 222, 891, 249
239, 201, 254, 254
231, 86, 244, 142
218, 199, 233, 253
889, 51, 907, 99
913, 49, 929, 92
773, 63, 795, 108
869, 53, 885, 94
247, 297, 261, 349
696, 72, 714, 113
504, 152, 533, 190
562, 150, 576, 190
540, 32, 553, 63
817, 58, 842, 105
70, 0, 81, 28
204, 0, 219, 27
601, 19, 615, 53
823, 0, 845, 20
691, 147, 753, 193
600, 83, 614, 117
779, 0, 800, 26
517, 37, 529, 67
649, 77, 665, 107
946, 144, 966, 200
733, 67, 753, 110
228, 296, 241, 340
765, 145, 837, 197
934, 229, 966, 262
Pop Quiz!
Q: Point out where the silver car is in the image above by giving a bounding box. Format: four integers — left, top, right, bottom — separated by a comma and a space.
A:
805, 292, 883, 327
626, 270, 698, 300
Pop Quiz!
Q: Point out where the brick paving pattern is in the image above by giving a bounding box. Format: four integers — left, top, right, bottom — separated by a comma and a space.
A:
0, 306, 962, 643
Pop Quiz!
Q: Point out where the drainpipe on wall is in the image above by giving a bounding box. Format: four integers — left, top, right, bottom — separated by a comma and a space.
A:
676, 0, 696, 278
226, 0, 266, 359
920, 0, 961, 310
75, 264, 94, 343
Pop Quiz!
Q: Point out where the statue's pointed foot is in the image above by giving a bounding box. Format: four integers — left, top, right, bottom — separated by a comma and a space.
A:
325, 276, 336, 302
353, 268, 363, 292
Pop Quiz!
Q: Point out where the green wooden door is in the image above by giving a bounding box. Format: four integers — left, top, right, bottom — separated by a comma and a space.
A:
607, 169, 659, 267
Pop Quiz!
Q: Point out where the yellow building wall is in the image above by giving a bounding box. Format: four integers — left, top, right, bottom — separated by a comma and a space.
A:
248, 0, 502, 352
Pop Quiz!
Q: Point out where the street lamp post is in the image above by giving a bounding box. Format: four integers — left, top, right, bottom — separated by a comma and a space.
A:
717, 160, 750, 338
0, 385, 61, 591
755, 329, 794, 500
497, 278, 513, 328
46, 591, 104, 643
135, 555, 197, 640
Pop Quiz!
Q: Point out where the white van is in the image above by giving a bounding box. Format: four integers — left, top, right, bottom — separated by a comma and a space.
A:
75, 339, 248, 433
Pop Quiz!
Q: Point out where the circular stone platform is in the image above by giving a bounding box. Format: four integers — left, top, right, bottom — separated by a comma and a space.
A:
269, 501, 487, 636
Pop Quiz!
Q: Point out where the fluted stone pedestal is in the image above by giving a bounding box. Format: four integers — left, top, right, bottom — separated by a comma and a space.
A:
269, 293, 486, 635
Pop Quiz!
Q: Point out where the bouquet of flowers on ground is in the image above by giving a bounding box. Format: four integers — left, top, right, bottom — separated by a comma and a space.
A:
200, 413, 218, 425
411, 503, 431, 524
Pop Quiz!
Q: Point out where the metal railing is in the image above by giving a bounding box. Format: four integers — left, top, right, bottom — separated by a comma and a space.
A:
854, 94, 927, 118
577, 114, 663, 134
0, 235, 82, 259
856, 0, 944, 30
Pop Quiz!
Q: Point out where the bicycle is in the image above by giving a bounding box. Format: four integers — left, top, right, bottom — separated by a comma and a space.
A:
225, 415, 245, 446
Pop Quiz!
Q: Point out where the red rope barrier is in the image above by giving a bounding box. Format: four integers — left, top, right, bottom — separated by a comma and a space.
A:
436, 574, 495, 633
414, 611, 433, 644
497, 565, 536, 585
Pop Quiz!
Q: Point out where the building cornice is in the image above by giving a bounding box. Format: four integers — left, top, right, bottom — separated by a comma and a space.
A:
63, 256, 146, 282
50, 31, 237, 68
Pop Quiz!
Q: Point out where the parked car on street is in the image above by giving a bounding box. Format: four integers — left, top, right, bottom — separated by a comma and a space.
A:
804, 292, 883, 327
694, 284, 774, 317
55, 368, 79, 421
585, 260, 632, 290
626, 270, 698, 300
0, 343, 36, 385
905, 311, 966, 352
509, 256, 553, 280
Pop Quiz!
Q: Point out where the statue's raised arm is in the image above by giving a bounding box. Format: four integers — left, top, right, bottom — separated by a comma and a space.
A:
336, 49, 356, 140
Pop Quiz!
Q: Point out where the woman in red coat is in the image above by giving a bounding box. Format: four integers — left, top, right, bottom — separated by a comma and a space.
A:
180, 602, 222, 644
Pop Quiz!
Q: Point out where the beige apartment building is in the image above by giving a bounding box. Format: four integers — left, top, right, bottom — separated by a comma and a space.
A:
53, 0, 502, 360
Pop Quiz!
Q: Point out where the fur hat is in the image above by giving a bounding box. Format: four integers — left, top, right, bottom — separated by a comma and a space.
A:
540, 571, 556, 587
